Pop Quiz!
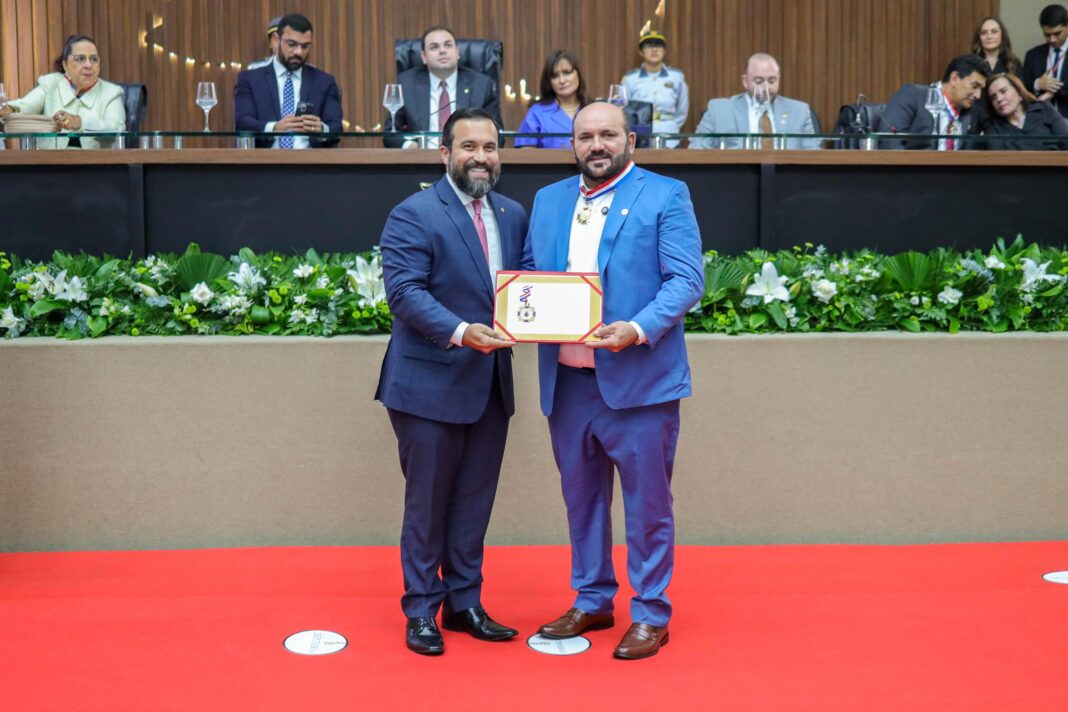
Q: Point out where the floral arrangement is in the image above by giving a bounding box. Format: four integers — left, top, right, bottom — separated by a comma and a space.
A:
0, 244, 390, 339
1, 238, 1066, 340
686, 237, 1068, 334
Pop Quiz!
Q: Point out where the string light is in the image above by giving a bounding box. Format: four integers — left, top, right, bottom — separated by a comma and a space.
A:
144, 19, 244, 71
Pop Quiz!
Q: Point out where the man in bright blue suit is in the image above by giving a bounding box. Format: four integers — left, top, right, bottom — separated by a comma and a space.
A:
376, 108, 528, 656
525, 102, 704, 660
232, 13, 342, 148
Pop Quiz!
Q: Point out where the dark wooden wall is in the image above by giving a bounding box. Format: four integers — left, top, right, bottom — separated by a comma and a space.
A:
1, 0, 997, 134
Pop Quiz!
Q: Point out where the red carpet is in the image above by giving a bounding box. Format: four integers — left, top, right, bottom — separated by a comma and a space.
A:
1, 543, 1066, 711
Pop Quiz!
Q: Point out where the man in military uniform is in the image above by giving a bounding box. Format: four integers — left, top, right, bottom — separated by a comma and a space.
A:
621, 30, 689, 148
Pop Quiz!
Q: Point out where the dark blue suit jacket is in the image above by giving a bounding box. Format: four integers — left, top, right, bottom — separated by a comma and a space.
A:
383, 66, 503, 148
876, 83, 981, 150
233, 63, 343, 148
523, 167, 704, 417
376, 177, 528, 424
1022, 44, 1068, 119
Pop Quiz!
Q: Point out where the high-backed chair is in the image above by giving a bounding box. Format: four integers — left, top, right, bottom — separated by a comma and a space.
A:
625, 100, 653, 148
113, 82, 148, 147
393, 39, 503, 97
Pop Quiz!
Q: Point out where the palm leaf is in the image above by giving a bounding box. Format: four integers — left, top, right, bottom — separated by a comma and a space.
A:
883, 251, 936, 292
174, 252, 230, 291
705, 261, 747, 295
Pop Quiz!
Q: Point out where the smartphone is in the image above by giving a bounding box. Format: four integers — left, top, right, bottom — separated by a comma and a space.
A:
294, 102, 314, 117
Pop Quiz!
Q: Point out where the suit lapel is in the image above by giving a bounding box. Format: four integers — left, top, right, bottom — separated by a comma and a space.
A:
597, 169, 646, 273
485, 193, 511, 269
731, 94, 749, 132
262, 67, 281, 120
298, 66, 312, 104
412, 69, 431, 130
435, 179, 493, 296
457, 70, 472, 109
554, 177, 581, 272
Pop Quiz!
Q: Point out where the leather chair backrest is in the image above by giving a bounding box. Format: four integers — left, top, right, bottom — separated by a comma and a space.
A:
113, 82, 148, 133
833, 102, 886, 148
625, 100, 653, 148
394, 38, 503, 95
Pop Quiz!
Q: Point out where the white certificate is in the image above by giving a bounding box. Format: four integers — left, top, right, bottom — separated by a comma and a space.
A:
493, 271, 603, 343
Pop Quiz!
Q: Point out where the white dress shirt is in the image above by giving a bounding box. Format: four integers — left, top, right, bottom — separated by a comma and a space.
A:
558, 163, 646, 368
446, 173, 503, 347
263, 58, 320, 149
746, 93, 774, 135
409, 71, 458, 150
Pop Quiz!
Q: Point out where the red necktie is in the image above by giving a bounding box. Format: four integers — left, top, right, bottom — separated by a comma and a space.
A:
438, 80, 452, 131
946, 119, 955, 151
472, 199, 489, 263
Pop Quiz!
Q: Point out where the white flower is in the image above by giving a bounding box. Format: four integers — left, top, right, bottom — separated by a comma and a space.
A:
315, 275, 330, 289
745, 262, 790, 304
910, 296, 920, 306
1023, 293, 1035, 304
214, 294, 252, 316
784, 304, 799, 327
937, 286, 963, 306
228, 263, 266, 295
98, 297, 115, 317
802, 265, 824, 279
829, 258, 851, 275
349, 255, 386, 308
54, 272, 88, 303
1, 306, 23, 331
293, 264, 314, 279
293, 294, 308, 305
1020, 258, 1063, 293
133, 282, 158, 298
810, 278, 837, 304
984, 255, 1006, 270
189, 282, 214, 305
289, 307, 319, 325
26, 273, 49, 301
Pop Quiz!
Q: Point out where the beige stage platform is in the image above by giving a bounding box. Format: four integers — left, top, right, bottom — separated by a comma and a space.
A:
1, 333, 1066, 551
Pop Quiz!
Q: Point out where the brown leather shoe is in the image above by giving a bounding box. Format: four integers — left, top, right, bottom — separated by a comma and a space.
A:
538, 607, 615, 639
612, 623, 669, 659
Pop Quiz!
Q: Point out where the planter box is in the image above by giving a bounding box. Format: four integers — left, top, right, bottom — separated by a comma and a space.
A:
1, 333, 1066, 551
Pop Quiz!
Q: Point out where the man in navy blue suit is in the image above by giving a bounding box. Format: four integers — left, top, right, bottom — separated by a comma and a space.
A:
233, 13, 342, 148
376, 108, 528, 655
524, 102, 704, 659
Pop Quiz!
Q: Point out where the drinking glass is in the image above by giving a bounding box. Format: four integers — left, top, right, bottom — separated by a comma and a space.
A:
195, 82, 218, 132
607, 84, 628, 108
383, 84, 404, 132
924, 85, 944, 125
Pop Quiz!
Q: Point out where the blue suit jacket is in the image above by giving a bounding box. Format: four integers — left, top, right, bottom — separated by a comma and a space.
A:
523, 166, 705, 416
375, 177, 529, 424
233, 63, 343, 148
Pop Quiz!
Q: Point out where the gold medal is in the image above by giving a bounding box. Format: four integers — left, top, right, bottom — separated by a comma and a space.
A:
576, 202, 593, 225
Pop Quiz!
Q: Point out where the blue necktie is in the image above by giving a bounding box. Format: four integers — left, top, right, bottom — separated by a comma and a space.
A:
280, 72, 294, 149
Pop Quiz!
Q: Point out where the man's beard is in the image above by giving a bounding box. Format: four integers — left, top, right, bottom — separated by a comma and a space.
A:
278, 51, 305, 71
577, 146, 630, 184
449, 157, 500, 199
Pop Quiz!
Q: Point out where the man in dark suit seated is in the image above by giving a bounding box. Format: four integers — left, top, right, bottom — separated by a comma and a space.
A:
233, 13, 343, 149
877, 54, 989, 150
1021, 4, 1068, 119
384, 26, 503, 149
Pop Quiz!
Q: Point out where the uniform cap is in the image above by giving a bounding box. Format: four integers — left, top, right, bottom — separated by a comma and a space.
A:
267, 16, 282, 36
639, 30, 667, 47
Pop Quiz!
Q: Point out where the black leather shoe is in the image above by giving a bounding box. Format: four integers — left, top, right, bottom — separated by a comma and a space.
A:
441, 605, 518, 641
406, 616, 444, 655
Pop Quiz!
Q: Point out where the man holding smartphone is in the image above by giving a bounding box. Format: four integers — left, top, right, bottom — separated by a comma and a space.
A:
234, 13, 343, 148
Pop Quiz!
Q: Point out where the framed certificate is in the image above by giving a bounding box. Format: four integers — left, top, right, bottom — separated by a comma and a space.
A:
493, 271, 603, 343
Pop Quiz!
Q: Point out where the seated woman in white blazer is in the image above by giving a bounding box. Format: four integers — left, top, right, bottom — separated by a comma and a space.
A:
0, 34, 125, 149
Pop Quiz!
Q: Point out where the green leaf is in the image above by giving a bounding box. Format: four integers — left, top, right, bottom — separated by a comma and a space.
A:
94, 259, 120, 281
705, 261, 747, 294
174, 252, 230, 292
0, 268, 12, 294
883, 252, 937, 292
87, 316, 108, 337
949, 316, 960, 334
238, 247, 258, 264
305, 248, 324, 266
749, 312, 768, 329
766, 301, 788, 329
250, 306, 271, 324
29, 299, 66, 317
899, 317, 921, 333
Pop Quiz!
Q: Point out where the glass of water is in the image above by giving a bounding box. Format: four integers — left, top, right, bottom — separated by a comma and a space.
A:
196, 82, 218, 132
607, 84, 628, 108
383, 84, 404, 132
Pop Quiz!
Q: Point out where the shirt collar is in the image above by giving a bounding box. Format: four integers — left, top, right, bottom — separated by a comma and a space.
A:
745, 93, 773, 113
579, 160, 635, 198
273, 57, 302, 80
638, 66, 669, 78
